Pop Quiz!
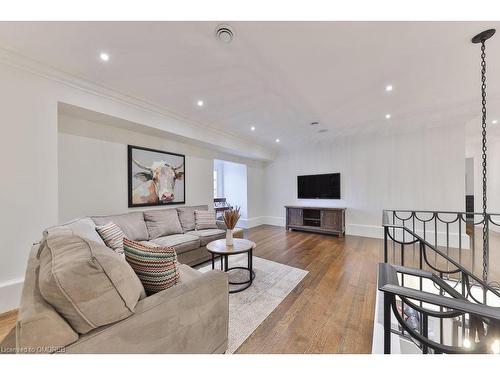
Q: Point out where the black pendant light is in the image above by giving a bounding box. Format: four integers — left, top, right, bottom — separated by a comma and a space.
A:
472, 29, 495, 283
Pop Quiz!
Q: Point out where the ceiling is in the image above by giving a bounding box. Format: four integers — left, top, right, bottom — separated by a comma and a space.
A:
1, 21, 500, 152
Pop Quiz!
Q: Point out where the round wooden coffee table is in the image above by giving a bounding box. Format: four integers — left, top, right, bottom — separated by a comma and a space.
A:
206, 238, 256, 293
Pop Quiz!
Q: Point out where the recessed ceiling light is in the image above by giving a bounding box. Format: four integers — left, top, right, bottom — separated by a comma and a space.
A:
99, 52, 110, 62
318, 129, 328, 133
196, 100, 204, 107
492, 119, 498, 124
310, 121, 320, 126
250, 126, 256, 131
385, 84, 393, 92
385, 114, 392, 119
275, 138, 280, 143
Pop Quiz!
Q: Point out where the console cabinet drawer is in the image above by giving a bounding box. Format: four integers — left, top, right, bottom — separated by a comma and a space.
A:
321, 210, 343, 230
288, 208, 303, 226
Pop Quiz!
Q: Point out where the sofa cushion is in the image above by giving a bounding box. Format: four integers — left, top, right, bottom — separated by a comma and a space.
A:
177, 263, 202, 283
186, 229, 225, 246
64, 269, 229, 354
96, 222, 125, 254
194, 210, 218, 230
123, 238, 180, 295
92, 212, 149, 241
16, 243, 79, 352
56, 217, 106, 246
176, 205, 208, 232
144, 209, 183, 239
149, 234, 200, 255
38, 226, 145, 334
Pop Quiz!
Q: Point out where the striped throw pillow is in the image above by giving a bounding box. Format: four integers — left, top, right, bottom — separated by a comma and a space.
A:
95, 222, 125, 253
123, 238, 179, 295
194, 210, 218, 230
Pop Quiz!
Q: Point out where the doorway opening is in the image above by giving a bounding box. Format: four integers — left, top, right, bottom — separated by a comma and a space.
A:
213, 159, 248, 223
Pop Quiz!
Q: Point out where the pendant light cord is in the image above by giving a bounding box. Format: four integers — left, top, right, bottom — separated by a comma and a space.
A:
480, 40, 489, 283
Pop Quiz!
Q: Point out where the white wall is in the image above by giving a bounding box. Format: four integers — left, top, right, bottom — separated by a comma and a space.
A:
465, 157, 474, 196
466, 135, 500, 233
263, 124, 466, 238
58, 116, 268, 224
58, 114, 222, 221
213, 159, 225, 198
247, 164, 266, 226
0, 61, 267, 313
466, 137, 500, 214
0, 64, 59, 313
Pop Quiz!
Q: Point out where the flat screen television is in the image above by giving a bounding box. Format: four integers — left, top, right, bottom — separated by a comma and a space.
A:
297, 173, 341, 199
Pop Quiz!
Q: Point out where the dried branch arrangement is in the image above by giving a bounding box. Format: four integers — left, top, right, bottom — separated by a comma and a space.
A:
223, 206, 241, 230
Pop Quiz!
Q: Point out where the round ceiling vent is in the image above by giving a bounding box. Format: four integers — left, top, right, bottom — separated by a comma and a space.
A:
215, 24, 234, 43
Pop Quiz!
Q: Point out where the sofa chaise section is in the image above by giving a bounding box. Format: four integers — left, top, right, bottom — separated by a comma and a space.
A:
65, 265, 229, 354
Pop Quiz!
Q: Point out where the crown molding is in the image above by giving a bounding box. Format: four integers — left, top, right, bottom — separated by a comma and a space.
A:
0, 47, 276, 161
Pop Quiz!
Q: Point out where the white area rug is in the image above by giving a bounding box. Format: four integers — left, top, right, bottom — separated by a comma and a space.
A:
197, 255, 308, 353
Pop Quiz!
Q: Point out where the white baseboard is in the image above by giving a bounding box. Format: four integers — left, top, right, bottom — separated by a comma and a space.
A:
260, 216, 286, 227
0, 278, 23, 313
258, 217, 384, 238
238, 216, 267, 229
346, 224, 384, 238
491, 225, 500, 234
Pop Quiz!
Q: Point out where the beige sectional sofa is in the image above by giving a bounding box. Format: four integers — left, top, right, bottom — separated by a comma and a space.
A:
92, 205, 243, 266
15, 205, 243, 354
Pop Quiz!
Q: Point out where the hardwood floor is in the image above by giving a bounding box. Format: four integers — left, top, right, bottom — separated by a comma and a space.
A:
0, 225, 383, 353
0, 310, 17, 343
236, 225, 382, 353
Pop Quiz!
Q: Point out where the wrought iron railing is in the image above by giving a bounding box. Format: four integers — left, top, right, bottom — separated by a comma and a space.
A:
382, 209, 500, 287
379, 209, 500, 354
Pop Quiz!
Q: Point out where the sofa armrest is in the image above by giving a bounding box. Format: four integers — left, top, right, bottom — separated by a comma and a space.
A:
65, 270, 229, 353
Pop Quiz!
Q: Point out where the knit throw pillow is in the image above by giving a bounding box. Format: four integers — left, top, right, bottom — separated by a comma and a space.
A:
96, 222, 125, 254
194, 210, 218, 230
123, 238, 180, 295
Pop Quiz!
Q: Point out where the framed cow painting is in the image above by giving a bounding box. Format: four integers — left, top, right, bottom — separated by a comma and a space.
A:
128, 145, 185, 207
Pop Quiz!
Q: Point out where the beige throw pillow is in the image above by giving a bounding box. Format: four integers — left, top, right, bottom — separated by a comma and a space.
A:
176, 205, 209, 232
194, 210, 218, 230
144, 209, 183, 239
38, 226, 145, 334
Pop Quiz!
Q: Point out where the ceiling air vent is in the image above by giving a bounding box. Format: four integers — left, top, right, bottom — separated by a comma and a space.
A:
215, 24, 234, 43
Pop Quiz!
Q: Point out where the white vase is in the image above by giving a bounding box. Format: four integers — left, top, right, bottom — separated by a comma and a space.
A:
226, 229, 234, 246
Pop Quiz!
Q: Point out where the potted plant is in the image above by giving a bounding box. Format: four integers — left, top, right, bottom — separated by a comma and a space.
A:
223, 206, 240, 246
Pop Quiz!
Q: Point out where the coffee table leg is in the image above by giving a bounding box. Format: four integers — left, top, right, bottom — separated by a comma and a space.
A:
220, 255, 223, 270
211, 253, 215, 270
224, 255, 228, 272
249, 249, 253, 281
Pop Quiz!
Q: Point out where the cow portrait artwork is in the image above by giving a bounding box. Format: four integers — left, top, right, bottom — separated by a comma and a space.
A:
128, 145, 185, 207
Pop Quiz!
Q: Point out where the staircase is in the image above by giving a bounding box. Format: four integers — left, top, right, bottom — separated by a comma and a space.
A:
379, 209, 500, 354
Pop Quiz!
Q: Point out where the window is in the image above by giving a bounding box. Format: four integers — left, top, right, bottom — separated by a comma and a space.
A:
213, 170, 218, 198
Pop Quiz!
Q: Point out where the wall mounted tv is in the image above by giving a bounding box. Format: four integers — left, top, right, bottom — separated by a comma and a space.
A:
297, 173, 341, 199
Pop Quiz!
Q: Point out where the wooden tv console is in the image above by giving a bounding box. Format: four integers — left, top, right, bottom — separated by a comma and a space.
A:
285, 206, 346, 237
